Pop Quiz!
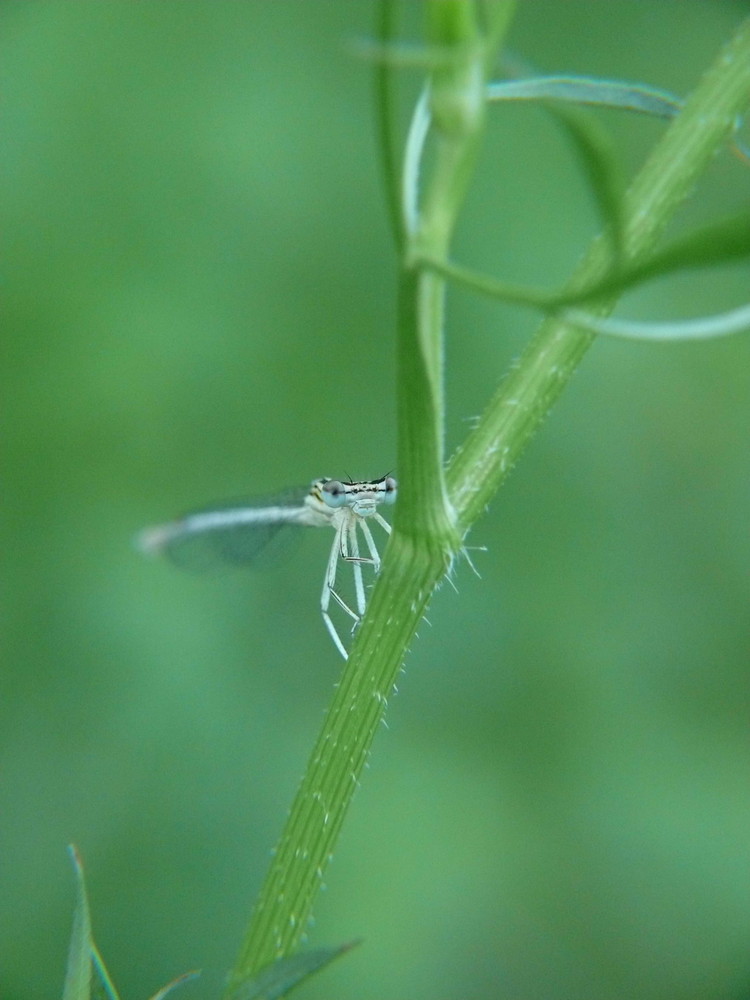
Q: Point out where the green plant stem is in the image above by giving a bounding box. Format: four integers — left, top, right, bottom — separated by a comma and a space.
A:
373, 0, 405, 252
224, 14, 750, 993
448, 14, 750, 529
224, 539, 441, 994
397, 4, 486, 543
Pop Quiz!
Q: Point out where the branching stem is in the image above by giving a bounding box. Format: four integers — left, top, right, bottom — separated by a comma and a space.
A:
224, 12, 750, 993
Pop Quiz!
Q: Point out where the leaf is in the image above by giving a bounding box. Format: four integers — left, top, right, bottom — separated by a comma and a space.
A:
147, 969, 201, 1000
487, 74, 683, 119
403, 85, 431, 237
62, 846, 93, 1000
89, 944, 120, 1000
487, 74, 750, 163
541, 100, 626, 265
567, 213, 750, 302
354, 38, 466, 71
226, 942, 360, 1000
418, 212, 750, 312
562, 302, 750, 342
62, 847, 122, 1000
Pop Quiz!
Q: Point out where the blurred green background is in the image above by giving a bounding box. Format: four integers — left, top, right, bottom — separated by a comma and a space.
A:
3, 3, 750, 998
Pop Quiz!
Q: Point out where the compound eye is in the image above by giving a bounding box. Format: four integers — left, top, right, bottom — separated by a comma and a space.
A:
322, 479, 347, 508
383, 476, 397, 503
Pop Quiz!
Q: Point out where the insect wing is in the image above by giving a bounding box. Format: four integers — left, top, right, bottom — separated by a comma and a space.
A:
142, 486, 312, 572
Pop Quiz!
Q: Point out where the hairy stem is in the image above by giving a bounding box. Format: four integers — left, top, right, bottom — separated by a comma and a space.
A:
224, 13, 750, 993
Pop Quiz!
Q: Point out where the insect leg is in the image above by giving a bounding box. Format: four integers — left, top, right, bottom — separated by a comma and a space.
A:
321, 522, 349, 659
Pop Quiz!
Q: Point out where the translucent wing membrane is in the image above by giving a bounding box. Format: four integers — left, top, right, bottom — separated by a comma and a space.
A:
138, 486, 313, 571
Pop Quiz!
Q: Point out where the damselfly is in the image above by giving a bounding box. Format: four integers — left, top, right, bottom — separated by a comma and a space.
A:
139, 476, 397, 658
